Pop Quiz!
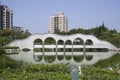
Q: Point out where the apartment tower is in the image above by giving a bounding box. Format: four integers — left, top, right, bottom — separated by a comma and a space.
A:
50, 13, 68, 33
0, 5, 13, 30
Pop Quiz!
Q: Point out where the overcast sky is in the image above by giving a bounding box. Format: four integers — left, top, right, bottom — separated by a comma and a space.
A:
2, 0, 120, 33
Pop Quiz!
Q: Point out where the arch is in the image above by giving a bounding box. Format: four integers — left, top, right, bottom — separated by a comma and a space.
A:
34, 38, 42, 45
73, 38, 84, 45
44, 37, 56, 45
57, 40, 64, 45
65, 40, 72, 45
73, 38, 84, 52
85, 39, 93, 45
57, 40, 64, 52
65, 40, 72, 52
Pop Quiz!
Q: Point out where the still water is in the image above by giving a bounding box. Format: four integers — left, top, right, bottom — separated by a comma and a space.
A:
8, 51, 118, 65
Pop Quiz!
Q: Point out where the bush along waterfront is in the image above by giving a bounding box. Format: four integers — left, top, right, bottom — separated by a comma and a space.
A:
0, 55, 72, 80
80, 53, 120, 80
1, 55, 120, 80
1, 64, 72, 80
80, 65, 120, 80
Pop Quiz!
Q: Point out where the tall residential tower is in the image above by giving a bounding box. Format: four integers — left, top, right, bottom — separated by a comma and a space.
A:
0, 5, 13, 30
50, 13, 68, 33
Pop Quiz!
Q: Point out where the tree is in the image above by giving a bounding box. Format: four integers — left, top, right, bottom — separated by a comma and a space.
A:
0, 29, 31, 46
0, 47, 5, 55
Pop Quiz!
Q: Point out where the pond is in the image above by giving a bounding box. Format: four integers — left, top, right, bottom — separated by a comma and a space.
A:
8, 51, 118, 65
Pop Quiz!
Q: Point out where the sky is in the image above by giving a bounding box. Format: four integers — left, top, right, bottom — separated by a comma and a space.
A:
2, 0, 120, 34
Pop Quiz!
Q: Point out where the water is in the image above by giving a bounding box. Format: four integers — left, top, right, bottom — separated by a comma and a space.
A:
8, 51, 118, 65
70, 65, 80, 80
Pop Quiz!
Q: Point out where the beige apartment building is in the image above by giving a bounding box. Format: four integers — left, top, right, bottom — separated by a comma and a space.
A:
50, 13, 68, 33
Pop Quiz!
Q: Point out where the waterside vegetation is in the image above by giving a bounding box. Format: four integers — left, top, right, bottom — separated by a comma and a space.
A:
81, 53, 120, 79
0, 55, 72, 80
56, 23, 120, 48
0, 52, 120, 79
0, 29, 31, 46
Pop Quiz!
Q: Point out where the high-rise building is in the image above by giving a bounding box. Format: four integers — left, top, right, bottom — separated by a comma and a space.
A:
50, 13, 68, 33
0, 5, 13, 30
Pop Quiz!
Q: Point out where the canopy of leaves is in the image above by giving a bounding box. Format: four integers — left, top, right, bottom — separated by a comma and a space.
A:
0, 55, 72, 80
56, 23, 120, 47
0, 30, 31, 46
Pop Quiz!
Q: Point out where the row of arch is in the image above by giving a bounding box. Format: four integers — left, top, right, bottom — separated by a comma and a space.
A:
33, 55, 93, 63
34, 37, 93, 45
33, 37, 108, 52
32, 37, 107, 63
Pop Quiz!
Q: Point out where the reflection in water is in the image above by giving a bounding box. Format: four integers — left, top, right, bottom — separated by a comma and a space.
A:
33, 55, 42, 62
44, 55, 56, 63
73, 55, 84, 62
57, 55, 64, 60
8, 51, 118, 65
65, 55, 72, 60
85, 55, 93, 61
